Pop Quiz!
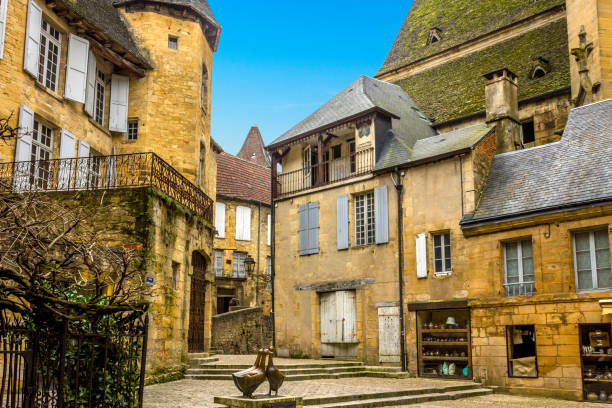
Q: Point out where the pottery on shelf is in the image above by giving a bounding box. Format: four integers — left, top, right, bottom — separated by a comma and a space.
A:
587, 392, 598, 401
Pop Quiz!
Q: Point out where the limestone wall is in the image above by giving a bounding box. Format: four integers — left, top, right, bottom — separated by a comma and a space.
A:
211, 307, 273, 354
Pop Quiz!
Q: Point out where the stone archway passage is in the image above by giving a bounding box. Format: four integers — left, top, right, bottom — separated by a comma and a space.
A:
188, 252, 207, 353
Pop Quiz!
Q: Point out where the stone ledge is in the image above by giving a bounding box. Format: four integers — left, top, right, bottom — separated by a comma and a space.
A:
214, 395, 303, 408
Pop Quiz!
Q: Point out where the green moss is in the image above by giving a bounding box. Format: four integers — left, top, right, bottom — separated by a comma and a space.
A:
378, 0, 565, 75
395, 20, 570, 123
144, 364, 188, 386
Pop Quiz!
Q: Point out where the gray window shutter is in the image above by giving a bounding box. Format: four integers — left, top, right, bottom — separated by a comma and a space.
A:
109, 74, 129, 132
24, 0, 42, 76
84, 51, 97, 116
298, 204, 308, 255
0, 0, 8, 59
308, 202, 319, 254
64, 34, 89, 104
337, 195, 349, 250
375, 186, 389, 244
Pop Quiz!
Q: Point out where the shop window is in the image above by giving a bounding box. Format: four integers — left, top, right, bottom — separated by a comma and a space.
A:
503, 239, 535, 297
521, 120, 535, 145
433, 232, 451, 274
506, 325, 537, 378
574, 229, 611, 291
579, 323, 612, 401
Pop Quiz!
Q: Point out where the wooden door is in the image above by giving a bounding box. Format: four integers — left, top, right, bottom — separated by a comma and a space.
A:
320, 291, 357, 357
378, 306, 400, 363
188, 252, 207, 353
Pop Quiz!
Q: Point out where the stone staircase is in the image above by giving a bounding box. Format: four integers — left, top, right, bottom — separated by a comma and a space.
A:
186, 359, 411, 381
303, 384, 492, 407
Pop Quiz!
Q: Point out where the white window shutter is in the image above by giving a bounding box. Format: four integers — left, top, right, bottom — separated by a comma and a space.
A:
416, 232, 428, 278
375, 186, 389, 244
267, 214, 271, 246
64, 34, 89, 104
243, 206, 251, 241
308, 202, 319, 254
75, 140, 90, 189
24, 0, 42, 76
337, 195, 349, 250
215, 202, 226, 238
235, 206, 243, 240
0, 0, 9, 59
109, 74, 129, 132
84, 51, 97, 116
57, 130, 76, 190
13, 105, 35, 192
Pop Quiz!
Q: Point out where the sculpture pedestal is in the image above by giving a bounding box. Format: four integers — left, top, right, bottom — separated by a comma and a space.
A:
214, 395, 303, 408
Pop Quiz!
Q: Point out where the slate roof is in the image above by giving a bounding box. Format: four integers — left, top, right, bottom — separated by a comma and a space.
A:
216, 153, 271, 206
377, 0, 565, 76
464, 98, 612, 224
375, 123, 495, 171
237, 126, 271, 167
392, 19, 571, 124
59, 0, 151, 66
269, 75, 436, 149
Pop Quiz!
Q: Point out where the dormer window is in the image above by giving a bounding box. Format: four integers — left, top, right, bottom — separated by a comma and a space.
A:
531, 66, 547, 79
530, 58, 550, 79
427, 28, 441, 45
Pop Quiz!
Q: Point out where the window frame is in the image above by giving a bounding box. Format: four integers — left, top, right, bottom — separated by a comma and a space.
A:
503, 238, 535, 297
520, 119, 535, 145
30, 119, 53, 190
432, 231, 451, 275
38, 18, 62, 92
232, 252, 246, 278
354, 191, 375, 247
506, 324, 538, 378
127, 120, 138, 141
168, 35, 178, 50
94, 68, 106, 126
573, 228, 612, 292
213, 250, 224, 277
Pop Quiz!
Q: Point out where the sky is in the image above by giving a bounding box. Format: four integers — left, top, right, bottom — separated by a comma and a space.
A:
208, 1, 413, 155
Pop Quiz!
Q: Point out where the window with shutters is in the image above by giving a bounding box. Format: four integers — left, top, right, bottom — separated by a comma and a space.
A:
298, 202, 319, 255
355, 192, 375, 246
433, 232, 451, 274
94, 69, 106, 125
214, 250, 224, 277
573, 229, 611, 291
127, 120, 138, 141
29, 119, 53, 190
38, 19, 61, 91
504, 239, 535, 297
236, 206, 251, 241
232, 252, 246, 278
215, 202, 226, 238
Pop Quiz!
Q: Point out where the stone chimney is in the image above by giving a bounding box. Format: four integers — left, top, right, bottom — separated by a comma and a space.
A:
484, 68, 521, 154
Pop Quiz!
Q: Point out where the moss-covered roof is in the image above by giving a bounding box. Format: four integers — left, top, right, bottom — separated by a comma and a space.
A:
393, 20, 570, 124
377, 0, 565, 76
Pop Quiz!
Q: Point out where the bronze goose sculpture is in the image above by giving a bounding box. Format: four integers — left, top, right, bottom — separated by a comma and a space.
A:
265, 348, 286, 396
232, 349, 268, 398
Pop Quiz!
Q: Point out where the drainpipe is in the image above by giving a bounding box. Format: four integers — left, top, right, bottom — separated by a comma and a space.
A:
270, 154, 277, 350
256, 202, 261, 306
393, 167, 407, 372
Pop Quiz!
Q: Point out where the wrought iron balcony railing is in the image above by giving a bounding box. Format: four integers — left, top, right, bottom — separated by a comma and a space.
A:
276, 147, 374, 197
0, 152, 213, 222
504, 281, 536, 297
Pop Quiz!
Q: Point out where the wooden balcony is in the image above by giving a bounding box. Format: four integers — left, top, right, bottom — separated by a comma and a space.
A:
275, 147, 374, 198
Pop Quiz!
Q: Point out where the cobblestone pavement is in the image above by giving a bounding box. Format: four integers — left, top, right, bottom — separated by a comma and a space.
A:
144, 378, 602, 408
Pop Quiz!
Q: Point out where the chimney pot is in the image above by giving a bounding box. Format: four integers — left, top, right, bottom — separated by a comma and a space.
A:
484, 68, 521, 153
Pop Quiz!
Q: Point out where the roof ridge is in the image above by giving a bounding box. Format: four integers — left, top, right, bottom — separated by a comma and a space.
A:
493, 141, 561, 158
219, 151, 271, 170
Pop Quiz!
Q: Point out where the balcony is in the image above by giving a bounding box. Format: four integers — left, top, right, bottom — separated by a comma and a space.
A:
276, 147, 374, 197
0, 152, 213, 222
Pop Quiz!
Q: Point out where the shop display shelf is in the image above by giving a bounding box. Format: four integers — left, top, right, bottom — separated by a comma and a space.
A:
422, 356, 469, 361
421, 329, 468, 333
422, 341, 468, 346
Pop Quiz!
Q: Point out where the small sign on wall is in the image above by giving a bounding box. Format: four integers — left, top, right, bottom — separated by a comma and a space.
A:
145, 276, 155, 287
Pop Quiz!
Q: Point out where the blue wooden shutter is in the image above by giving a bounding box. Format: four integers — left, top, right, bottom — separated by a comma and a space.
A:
337, 195, 349, 250
298, 204, 309, 255
375, 186, 389, 244
308, 202, 319, 254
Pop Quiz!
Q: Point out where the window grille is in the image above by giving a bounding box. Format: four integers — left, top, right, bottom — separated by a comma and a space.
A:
355, 192, 375, 246
38, 20, 61, 91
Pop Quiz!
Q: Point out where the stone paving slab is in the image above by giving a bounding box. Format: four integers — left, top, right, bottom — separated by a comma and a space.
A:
393, 393, 603, 407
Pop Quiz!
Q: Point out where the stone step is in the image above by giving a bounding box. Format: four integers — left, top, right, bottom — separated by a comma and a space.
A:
187, 366, 368, 375
198, 362, 364, 370
303, 384, 481, 405
307, 388, 493, 408
187, 352, 210, 359
184, 370, 410, 381
188, 356, 219, 368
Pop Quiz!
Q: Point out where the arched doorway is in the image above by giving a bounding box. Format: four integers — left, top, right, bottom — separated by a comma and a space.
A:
188, 252, 207, 352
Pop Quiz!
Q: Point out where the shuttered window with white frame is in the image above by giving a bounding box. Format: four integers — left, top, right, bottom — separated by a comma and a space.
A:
235, 206, 251, 241
0, 0, 8, 59
64, 34, 89, 103
215, 202, 226, 238
109, 74, 129, 132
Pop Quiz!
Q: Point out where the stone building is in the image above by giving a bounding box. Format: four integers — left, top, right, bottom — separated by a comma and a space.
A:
268, 0, 612, 401
214, 127, 272, 315
0, 0, 220, 378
